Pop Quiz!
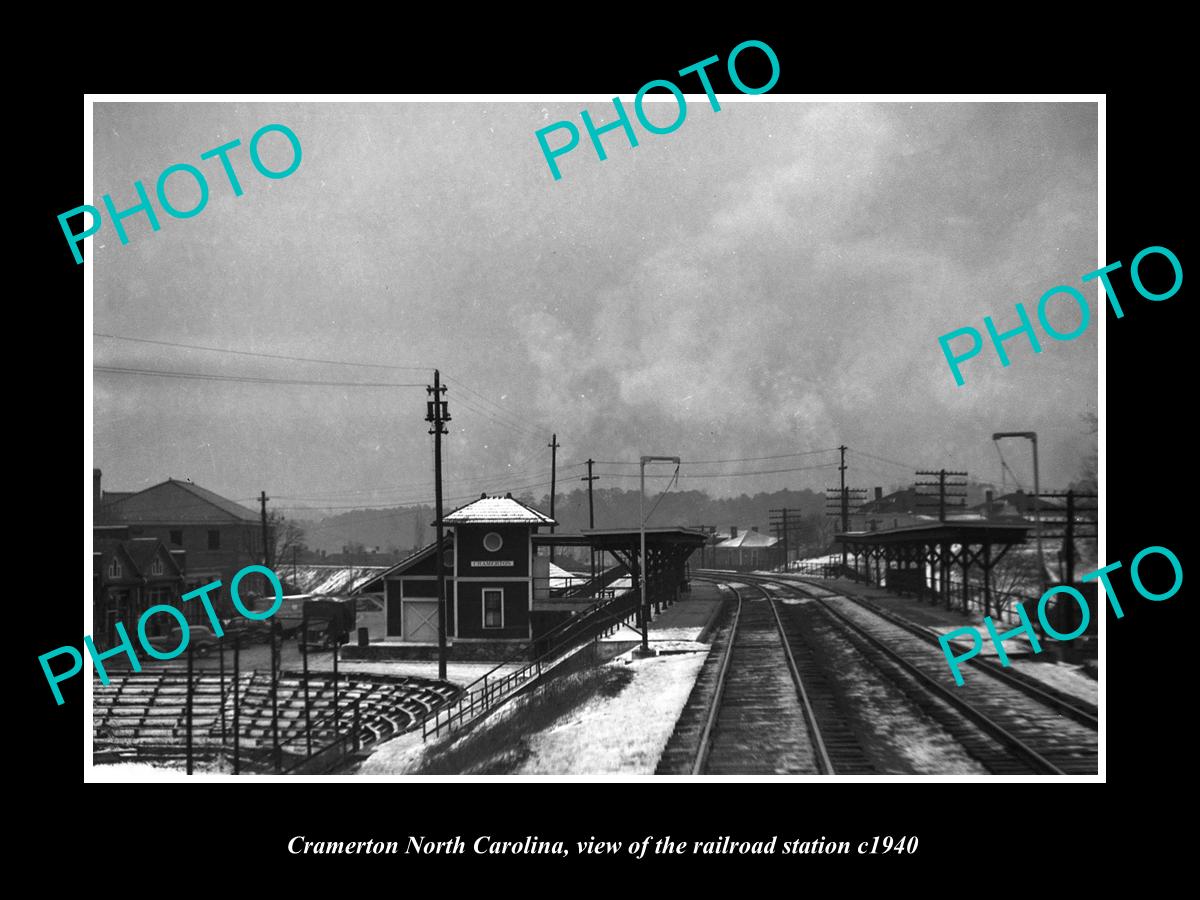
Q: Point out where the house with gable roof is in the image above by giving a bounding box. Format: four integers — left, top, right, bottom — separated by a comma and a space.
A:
94, 469, 271, 618
93, 537, 186, 646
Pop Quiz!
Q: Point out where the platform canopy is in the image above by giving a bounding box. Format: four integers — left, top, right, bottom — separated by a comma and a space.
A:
534, 526, 709, 549
534, 527, 707, 612
836, 520, 1029, 547
835, 519, 1031, 618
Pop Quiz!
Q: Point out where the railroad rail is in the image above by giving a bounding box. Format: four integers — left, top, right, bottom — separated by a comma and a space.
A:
772, 573, 1098, 726
660, 577, 840, 775
717, 572, 1097, 775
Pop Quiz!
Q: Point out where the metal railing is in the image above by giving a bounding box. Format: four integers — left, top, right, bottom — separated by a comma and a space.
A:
532, 576, 619, 600
421, 588, 644, 740
783, 560, 847, 578
280, 696, 362, 774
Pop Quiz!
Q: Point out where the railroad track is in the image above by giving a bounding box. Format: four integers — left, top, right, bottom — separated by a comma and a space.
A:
659, 577, 873, 775
723, 572, 1098, 775
771, 573, 1098, 726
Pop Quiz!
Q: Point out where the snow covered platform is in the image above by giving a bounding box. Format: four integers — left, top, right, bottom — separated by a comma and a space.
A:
599, 580, 728, 651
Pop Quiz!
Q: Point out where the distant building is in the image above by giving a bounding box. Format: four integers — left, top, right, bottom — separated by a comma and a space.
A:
94, 470, 270, 617
93, 537, 186, 646
281, 564, 389, 596
712, 526, 779, 570
852, 487, 930, 531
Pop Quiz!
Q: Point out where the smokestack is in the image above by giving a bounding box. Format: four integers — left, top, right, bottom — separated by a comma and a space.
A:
93, 469, 102, 510
730, 526, 738, 539
985, 489, 994, 518
874, 486, 883, 501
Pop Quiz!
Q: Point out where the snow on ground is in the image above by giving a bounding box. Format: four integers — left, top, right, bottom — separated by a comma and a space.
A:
803, 612, 988, 774
1009, 659, 1097, 705
517, 651, 708, 775
357, 729, 428, 774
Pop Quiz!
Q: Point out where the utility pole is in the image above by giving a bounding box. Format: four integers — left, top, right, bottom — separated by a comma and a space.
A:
838, 445, 848, 568
640, 456, 680, 655
548, 434, 560, 530
826, 448, 865, 574
1063, 489, 1076, 585
769, 508, 801, 572
993, 432, 1044, 592
782, 509, 788, 570
259, 491, 271, 568
581, 458, 599, 585
915, 469, 969, 523
916, 469, 968, 608
427, 370, 451, 681
1035, 488, 1096, 586
232, 635, 240, 776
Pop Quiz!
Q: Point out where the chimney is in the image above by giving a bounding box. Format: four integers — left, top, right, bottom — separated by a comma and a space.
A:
751, 526, 759, 533
874, 486, 883, 501
93, 469, 102, 510
730, 526, 738, 539
985, 489, 994, 517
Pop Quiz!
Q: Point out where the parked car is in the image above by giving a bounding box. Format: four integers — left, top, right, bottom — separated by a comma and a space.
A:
299, 620, 345, 652
221, 617, 273, 645
146, 625, 220, 657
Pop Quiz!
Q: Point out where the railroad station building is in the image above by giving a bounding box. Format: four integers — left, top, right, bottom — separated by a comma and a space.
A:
349, 494, 706, 661
354, 494, 556, 654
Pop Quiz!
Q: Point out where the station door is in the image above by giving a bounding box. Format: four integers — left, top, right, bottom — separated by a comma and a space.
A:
402, 600, 439, 642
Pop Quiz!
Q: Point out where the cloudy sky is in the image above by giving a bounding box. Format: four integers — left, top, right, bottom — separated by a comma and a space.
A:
91, 100, 1097, 515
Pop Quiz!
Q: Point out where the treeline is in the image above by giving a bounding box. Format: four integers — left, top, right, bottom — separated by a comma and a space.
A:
296, 487, 833, 555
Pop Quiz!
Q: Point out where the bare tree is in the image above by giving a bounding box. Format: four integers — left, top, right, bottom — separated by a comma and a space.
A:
269, 511, 307, 567
1074, 411, 1098, 494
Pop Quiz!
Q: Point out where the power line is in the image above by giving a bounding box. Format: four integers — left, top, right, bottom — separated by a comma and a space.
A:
284, 476, 560, 517
596, 462, 839, 479
95, 332, 553, 441
643, 463, 681, 524
448, 392, 546, 440
848, 447, 993, 488
271, 461, 586, 502
94, 365, 426, 388
443, 374, 552, 435
94, 332, 431, 370
593, 448, 838, 466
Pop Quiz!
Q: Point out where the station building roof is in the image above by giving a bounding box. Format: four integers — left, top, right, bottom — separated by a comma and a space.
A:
442, 493, 556, 526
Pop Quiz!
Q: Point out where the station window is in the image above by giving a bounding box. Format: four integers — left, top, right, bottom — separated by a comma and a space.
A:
483, 589, 503, 628
208, 530, 220, 550
107, 557, 122, 579
483, 532, 503, 552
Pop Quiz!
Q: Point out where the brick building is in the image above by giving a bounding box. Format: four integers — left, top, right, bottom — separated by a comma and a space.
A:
94, 470, 270, 617
93, 536, 187, 645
